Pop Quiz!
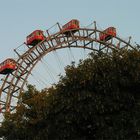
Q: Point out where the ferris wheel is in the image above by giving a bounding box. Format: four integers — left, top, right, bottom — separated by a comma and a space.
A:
0, 19, 135, 121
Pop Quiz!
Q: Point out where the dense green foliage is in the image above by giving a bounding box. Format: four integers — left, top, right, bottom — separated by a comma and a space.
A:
0, 49, 140, 140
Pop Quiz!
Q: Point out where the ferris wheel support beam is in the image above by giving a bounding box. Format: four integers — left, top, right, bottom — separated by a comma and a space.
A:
0, 27, 135, 114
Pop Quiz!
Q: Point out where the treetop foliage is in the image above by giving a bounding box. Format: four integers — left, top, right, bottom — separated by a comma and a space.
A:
0, 49, 140, 140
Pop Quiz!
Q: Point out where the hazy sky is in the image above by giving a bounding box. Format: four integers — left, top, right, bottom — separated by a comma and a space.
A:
0, 0, 139, 61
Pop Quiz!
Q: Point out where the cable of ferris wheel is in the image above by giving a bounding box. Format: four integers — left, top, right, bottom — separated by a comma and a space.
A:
30, 71, 48, 89
52, 50, 65, 73
68, 47, 76, 62
85, 21, 95, 29
41, 58, 57, 76
40, 59, 56, 83
66, 48, 73, 65
47, 22, 59, 31
34, 68, 51, 85
14, 42, 25, 50
54, 49, 66, 66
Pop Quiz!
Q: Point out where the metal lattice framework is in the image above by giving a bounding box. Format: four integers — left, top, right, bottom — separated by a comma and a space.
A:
0, 22, 135, 115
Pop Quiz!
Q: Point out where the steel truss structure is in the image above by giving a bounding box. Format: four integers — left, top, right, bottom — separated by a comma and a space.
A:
0, 22, 135, 115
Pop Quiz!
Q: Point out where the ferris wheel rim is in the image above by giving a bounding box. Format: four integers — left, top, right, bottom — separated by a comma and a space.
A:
0, 25, 135, 114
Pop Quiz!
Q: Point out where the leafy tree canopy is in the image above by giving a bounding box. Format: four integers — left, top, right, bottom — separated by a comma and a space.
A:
0, 49, 140, 140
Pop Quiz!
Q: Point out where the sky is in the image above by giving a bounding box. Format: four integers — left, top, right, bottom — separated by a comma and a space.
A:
0, 0, 140, 61
0, 0, 140, 88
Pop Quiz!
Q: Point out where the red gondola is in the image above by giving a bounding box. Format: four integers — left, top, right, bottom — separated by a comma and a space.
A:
99, 27, 116, 41
26, 30, 45, 46
62, 19, 80, 35
0, 58, 16, 75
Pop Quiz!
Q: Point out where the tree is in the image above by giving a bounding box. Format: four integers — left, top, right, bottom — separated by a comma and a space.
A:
0, 49, 140, 140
